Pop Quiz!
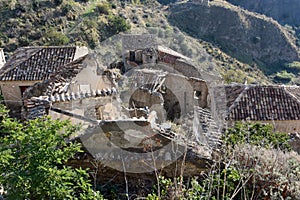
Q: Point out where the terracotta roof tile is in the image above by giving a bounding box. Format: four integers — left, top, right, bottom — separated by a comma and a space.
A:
226, 84, 300, 121
0, 46, 76, 81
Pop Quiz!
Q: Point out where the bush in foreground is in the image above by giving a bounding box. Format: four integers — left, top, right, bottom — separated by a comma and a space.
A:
147, 122, 300, 199
0, 106, 102, 199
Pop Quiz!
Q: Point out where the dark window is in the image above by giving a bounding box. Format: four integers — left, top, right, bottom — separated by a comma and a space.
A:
20, 86, 30, 97
129, 51, 135, 61
194, 90, 202, 99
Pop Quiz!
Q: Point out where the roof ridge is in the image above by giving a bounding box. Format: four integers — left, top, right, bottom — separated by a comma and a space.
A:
53, 54, 89, 78
227, 84, 249, 114
284, 86, 300, 105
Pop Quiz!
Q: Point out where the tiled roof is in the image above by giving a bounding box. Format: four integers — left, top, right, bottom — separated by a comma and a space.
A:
226, 84, 300, 121
157, 45, 191, 61
22, 55, 118, 119
286, 86, 300, 101
0, 46, 76, 81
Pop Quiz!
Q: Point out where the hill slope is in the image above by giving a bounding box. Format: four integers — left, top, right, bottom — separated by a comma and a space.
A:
168, 0, 300, 70
1, 0, 298, 84
227, 0, 300, 27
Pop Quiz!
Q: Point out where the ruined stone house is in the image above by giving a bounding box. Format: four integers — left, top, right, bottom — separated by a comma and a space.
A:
0, 46, 88, 116
122, 45, 202, 79
120, 45, 213, 113
21, 45, 214, 134
128, 68, 209, 122
18, 44, 223, 175
225, 84, 300, 133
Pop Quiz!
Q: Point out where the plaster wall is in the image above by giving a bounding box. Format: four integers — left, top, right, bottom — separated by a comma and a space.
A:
130, 70, 208, 119
0, 48, 5, 69
71, 65, 113, 93
262, 120, 300, 133
0, 80, 39, 108
74, 46, 89, 61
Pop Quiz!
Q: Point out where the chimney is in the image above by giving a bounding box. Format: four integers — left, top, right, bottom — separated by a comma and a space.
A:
0, 48, 6, 69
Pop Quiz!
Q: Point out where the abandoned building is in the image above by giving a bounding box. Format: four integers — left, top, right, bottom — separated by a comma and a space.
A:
10, 43, 224, 175
0, 46, 88, 116
22, 53, 119, 121
225, 83, 300, 133
115, 45, 203, 79
127, 68, 209, 121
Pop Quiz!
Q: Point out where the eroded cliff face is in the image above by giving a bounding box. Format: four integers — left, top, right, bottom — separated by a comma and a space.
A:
168, 1, 300, 67
227, 0, 300, 26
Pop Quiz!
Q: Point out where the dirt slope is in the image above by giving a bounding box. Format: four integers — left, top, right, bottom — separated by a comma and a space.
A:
168, 0, 300, 68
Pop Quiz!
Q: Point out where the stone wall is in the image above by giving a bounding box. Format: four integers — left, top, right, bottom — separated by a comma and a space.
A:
72, 67, 114, 93
50, 95, 122, 123
129, 69, 209, 121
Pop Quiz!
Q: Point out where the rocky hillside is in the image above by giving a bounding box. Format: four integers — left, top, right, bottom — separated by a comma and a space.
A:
227, 0, 300, 27
0, 0, 131, 53
226, 0, 300, 49
1, 0, 299, 84
168, 0, 300, 71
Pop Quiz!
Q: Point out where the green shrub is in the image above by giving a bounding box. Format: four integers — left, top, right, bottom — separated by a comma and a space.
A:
224, 122, 291, 151
0, 106, 102, 199
146, 121, 298, 199
94, 3, 110, 15
274, 70, 295, 83
61, 2, 73, 15
223, 69, 246, 83
111, 3, 117, 9
45, 28, 70, 45
146, 146, 300, 199
54, 0, 63, 6
285, 61, 300, 72
107, 15, 130, 35
147, 176, 174, 199
187, 144, 300, 199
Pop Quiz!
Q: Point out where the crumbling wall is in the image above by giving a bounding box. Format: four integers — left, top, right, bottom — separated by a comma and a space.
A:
129, 88, 166, 122
128, 69, 209, 120
172, 59, 202, 78
50, 95, 122, 122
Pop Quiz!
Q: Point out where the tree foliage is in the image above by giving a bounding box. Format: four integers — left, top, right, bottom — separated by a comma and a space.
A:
0, 106, 102, 199
107, 15, 131, 35
223, 122, 291, 151
45, 28, 70, 46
